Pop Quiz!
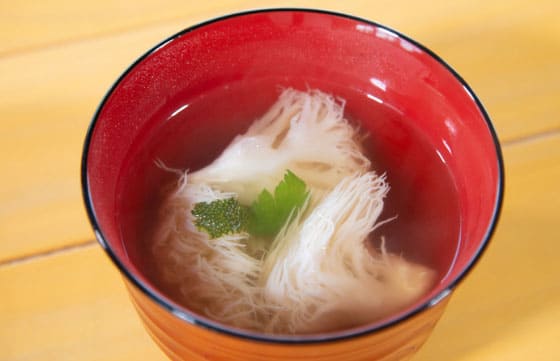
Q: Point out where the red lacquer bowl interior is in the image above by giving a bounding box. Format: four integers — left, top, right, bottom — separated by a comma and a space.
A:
82, 9, 503, 343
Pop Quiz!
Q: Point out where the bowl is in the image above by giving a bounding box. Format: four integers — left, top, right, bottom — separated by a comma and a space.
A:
82, 9, 504, 361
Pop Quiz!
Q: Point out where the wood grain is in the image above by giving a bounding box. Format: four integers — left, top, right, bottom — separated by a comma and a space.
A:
1, 0, 558, 262
415, 134, 560, 361
1, 134, 558, 360
0, 0, 256, 56
0, 244, 168, 361
0, 24, 182, 262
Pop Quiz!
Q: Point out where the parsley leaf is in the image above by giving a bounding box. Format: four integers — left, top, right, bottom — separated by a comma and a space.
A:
191, 170, 309, 240
247, 170, 309, 237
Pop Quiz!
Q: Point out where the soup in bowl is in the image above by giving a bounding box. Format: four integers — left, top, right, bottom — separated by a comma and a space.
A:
82, 9, 503, 361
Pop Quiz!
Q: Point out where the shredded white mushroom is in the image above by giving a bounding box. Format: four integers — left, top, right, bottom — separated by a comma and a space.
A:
189, 88, 370, 204
151, 88, 435, 334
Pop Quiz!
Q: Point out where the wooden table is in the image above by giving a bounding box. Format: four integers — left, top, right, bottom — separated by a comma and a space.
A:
1, 1, 559, 360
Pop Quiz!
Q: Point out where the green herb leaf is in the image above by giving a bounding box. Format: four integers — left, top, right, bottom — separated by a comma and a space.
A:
191, 170, 309, 240
247, 170, 309, 237
191, 197, 249, 239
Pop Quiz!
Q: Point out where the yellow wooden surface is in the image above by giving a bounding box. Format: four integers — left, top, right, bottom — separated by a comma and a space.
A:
0, 0, 559, 360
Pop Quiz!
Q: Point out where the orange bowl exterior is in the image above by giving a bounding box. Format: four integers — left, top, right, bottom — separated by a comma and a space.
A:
126, 280, 449, 361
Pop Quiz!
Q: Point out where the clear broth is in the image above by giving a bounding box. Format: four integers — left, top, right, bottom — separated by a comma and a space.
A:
116, 79, 460, 312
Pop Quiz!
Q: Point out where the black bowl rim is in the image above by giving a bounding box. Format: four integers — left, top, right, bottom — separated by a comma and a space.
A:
81, 7, 505, 344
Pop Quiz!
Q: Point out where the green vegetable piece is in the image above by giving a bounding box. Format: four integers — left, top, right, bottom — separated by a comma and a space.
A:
248, 170, 309, 237
191, 197, 249, 239
191, 170, 309, 240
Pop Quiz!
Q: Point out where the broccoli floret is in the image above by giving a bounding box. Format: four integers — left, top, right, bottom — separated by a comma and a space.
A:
192, 198, 249, 239
191, 170, 309, 240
